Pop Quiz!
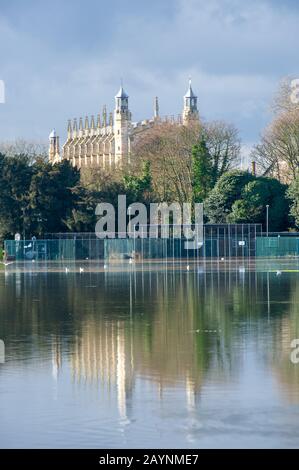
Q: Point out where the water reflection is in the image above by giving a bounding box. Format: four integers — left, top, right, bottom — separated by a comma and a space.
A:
1, 267, 299, 447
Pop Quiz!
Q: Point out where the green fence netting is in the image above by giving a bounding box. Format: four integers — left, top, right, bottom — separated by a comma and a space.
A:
256, 237, 299, 257
4, 224, 263, 261
4, 239, 104, 261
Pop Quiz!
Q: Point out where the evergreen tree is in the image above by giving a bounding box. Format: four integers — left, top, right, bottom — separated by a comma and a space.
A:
123, 160, 153, 203
28, 159, 80, 235
191, 138, 213, 202
205, 170, 290, 231
228, 178, 290, 231
0, 153, 33, 240
287, 177, 299, 228
204, 170, 255, 223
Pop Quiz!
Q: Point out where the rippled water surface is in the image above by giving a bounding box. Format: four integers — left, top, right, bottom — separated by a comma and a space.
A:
1, 262, 299, 448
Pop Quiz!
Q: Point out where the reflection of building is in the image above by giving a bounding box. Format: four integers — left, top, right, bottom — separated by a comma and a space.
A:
48, 271, 242, 421
68, 315, 203, 420
186, 376, 200, 411
51, 337, 62, 381
66, 277, 208, 419
48, 80, 199, 168
71, 320, 134, 421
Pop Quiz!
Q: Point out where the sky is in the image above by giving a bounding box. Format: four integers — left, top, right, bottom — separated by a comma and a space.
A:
0, 0, 298, 162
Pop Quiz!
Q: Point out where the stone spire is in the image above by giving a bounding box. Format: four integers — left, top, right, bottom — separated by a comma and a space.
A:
109, 112, 113, 126
84, 116, 89, 136
67, 119, 72, 139
90, 115, 95, 136
73, 118, 78, 138
79, 117, 84, 137
103, 105, 107, 127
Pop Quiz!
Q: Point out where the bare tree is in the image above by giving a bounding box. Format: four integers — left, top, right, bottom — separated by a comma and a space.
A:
130, 121, 199, 203
252, 109, 299, 182
271, 76, 299, 115
130, 120, 241, 202
0, 139, 48, 162
202, 120, 241, 177
252, 77, 299, 182
80, 166, 117, 191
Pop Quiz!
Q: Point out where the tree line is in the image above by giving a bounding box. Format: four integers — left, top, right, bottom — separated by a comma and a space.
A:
0, 152, 156, 241
2, 84, 299, 242
0, 146, 296, 242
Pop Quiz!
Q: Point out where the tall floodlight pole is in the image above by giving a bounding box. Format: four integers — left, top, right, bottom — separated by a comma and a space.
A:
266, 205, 269, 237
22, 207, 25, 241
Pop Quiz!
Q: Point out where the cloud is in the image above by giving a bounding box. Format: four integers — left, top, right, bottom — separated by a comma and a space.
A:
0, 0, 298, 148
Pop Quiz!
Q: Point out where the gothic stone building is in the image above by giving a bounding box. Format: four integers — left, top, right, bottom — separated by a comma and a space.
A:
48, 80, 199, 169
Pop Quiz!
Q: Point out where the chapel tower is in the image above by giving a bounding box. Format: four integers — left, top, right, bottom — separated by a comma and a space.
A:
182, 79, 199, 125
114, 85, 131, 165
48, 129, 60, 163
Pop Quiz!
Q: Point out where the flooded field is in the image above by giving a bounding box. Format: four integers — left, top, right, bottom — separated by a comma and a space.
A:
1, 261, 299, 448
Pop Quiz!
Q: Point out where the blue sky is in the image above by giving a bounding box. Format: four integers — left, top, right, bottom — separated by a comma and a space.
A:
0, 0, 298, 159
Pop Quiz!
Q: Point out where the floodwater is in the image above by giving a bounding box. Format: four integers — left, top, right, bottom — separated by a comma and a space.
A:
1, 260, 299, 448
